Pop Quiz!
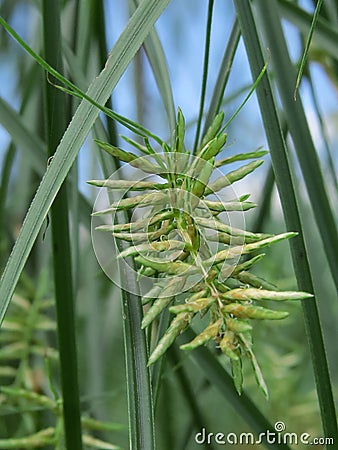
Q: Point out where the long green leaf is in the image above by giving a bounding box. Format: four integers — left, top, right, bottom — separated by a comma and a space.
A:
0, 0, 171, 318
203, 19, 240, 134
255, 0, 338, 292
234, 0, 338, 442
42, 0, 83, 448
130, 0, 176, 135
294, 0, 323, 99
278, 0, 338, 59
193, 0, 215, 153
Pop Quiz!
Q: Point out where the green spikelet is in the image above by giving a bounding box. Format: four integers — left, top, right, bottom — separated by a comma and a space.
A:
90, 109, 312, 395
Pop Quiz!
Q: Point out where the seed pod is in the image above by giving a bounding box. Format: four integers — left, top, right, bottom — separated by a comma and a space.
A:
118, 240, 187, 259
142, 277, 187, 328
203, 199, 256, 212
129, 157, 165, 175
232, 254, 265, 275
195, 217, 265, 241
225, 317, 252, 332
142, 297, 174, 329
93, 192, 167, 214
231, 356, 243, 395
138, 266, 156, 277
208, 233, 247, 245
235, 271, 277, 290
206, 160, 264, 194
110, 222, 174, 243
222, 303, 289, 320
169, 297, 215, 314
203, 247, 242, 267
87, 179, 168, 191
191, 158, 215, 200
242, 232, 298, 253
180, 318, 222, 350
220, 330, 239, 360
135, 255, 199, 275
121, 134, 149, 154
108, 210, 174, 233
142, 285, 162, 305
95, 139, 137, 162
148, 313, 193, 365
176, 107, 185, 153
199, 133, 227, 161
200, 111, 225, 149
215, 150, 268, 168
223, 288, 313, 302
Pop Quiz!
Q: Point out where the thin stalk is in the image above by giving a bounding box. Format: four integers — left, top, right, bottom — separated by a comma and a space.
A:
234, 0, 338, 443
151, 306, 170, 409
277, 0, 338, 59
294, 0, 323, 99
42, 1, 83, 449
95, 120, 155, 448
120, 265, 155, 450
203, 18, 240, 135
94, 129, 155, 448
129, 0, 176, 137
92, 0, 118, 146
193, 0, 214, 154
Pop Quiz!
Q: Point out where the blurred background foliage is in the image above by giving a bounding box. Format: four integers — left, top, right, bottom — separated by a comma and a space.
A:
0, 0, 337, 449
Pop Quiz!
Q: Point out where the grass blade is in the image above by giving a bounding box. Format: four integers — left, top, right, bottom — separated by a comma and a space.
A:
42, 0, 82, 448
130, 0, 176, 135
278, 0, 338, 59
193, 0, 215, 153
255, 0, 338, 291
0, 0, 171, 320
234, 0, 338, 442
294, 0, 323, 99
203, 18, 240, 134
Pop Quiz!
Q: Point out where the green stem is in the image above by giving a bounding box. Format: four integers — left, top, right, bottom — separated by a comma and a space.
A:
234, 0, 338, 443
193, 0, 215, 154
120, 275, 155, 449
203, 18, 240, 134
42, 1, 83, 448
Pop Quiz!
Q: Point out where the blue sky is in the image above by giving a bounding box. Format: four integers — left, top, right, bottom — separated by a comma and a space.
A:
0, 0, 337, 186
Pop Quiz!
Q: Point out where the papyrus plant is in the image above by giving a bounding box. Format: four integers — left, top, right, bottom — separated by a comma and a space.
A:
89, 109, 312, 397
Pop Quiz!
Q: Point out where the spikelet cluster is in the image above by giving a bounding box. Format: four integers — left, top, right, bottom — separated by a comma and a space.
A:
89, 109, 312, 396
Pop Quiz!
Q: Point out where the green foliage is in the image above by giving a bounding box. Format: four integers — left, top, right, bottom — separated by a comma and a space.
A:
0, 275, 123, 449
91, 110, 312, 397
0, 0, 337, 447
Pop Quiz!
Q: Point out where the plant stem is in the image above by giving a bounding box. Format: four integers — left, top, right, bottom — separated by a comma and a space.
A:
42, 0, 83, 448
194, 0, 215, 153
